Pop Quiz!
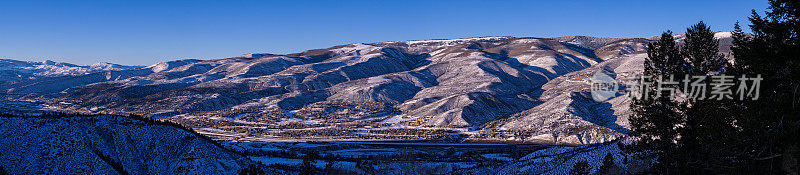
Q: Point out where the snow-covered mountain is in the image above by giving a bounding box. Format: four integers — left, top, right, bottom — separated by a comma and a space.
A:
0, 32, 736, 145
0, 59, 142, 82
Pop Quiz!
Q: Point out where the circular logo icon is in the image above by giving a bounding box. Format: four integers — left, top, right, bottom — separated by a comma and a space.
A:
590, 71, 619, 102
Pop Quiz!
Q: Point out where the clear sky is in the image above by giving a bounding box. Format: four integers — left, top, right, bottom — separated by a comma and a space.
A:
0, 0, 768, 66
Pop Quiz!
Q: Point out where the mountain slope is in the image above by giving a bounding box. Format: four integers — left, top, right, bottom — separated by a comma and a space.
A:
0, 113, 263, 174
0, 32, 736, 145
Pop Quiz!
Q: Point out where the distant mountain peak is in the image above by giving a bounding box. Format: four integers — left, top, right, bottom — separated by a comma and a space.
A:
0, 59, 142, 81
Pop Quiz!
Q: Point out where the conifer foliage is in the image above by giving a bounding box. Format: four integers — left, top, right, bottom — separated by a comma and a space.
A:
632, 0, 800, 173
569, 160, 590, 175
597, 153, 618, 175
630, 31, 685, 174
730, 0, 800, 173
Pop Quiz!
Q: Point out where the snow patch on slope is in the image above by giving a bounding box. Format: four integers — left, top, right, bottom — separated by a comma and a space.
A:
714, 31, 733, 39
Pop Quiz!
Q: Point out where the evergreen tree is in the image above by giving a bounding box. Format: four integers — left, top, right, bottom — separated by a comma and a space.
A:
569, 160, 590, 175
633, 20, 746, 173
631, 0, 800, 173
682, 21, 727, 74
646, 31, 687, 76
678, 21, 739, 173
238, 164, 265, 175
597, 153, 618, 175
730, 0, 800, 173
629, 31, 685, 174
300, 152, 319, 175
323, 154, 338, 174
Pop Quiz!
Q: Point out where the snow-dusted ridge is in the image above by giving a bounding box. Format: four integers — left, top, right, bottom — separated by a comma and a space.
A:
0, 59, 142, 78
0, 32, 736, 146
400, 36, 514, 45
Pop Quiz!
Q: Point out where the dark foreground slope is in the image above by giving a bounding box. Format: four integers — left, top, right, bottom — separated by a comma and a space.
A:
0, 113, 270, 174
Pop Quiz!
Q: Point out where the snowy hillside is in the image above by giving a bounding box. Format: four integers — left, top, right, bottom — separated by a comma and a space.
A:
0, 113, 270, 174
0, 32, 736, 145
466, 139, 654, 174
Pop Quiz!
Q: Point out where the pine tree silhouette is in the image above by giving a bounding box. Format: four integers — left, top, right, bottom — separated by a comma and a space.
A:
729, 0, 800, 173
630, 31, 685, 174
597, 153, 617, 175
569, 160, 590, 175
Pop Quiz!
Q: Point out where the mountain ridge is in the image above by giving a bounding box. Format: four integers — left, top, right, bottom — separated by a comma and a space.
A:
0, 32, 735, 145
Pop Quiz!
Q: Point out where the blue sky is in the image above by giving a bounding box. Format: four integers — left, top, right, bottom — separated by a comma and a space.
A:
0, 0, 768, 65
